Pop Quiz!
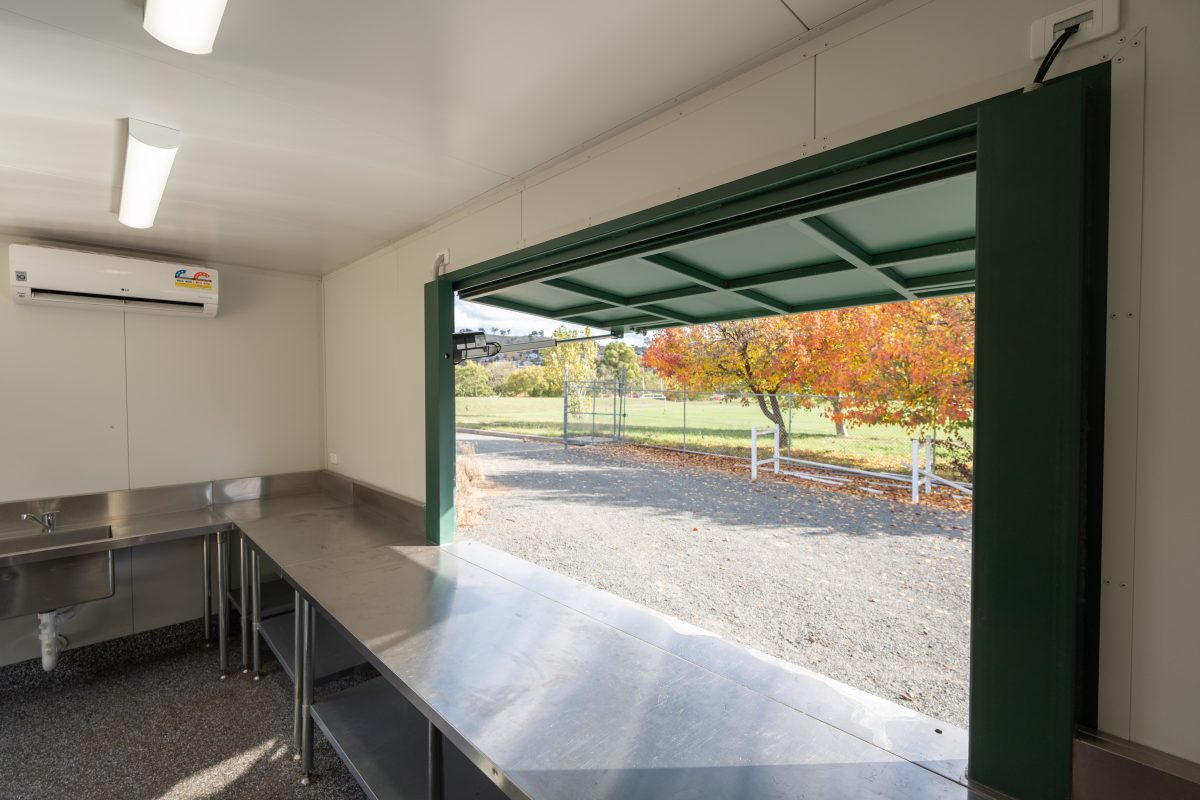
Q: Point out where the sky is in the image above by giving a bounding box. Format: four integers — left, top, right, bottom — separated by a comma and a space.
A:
455, 298, 647, 344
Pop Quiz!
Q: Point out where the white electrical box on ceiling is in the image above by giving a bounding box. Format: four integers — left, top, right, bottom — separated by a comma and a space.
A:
9, 244, 219, 317
1030, 0, 1120, 58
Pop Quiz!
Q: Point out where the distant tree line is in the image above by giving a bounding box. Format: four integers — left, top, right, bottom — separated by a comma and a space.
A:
454, 328, 652, 400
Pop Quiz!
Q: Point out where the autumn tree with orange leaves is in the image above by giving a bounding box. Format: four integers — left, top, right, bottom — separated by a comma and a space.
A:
643, 296, 974, 446
642, 317, 806, 445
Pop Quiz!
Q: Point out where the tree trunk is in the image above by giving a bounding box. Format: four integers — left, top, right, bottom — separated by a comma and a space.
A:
830, 394, 848, 437
753, 393, 790, 448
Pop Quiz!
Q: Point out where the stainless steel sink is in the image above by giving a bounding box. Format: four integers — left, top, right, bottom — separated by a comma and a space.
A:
0, 526, 115, 620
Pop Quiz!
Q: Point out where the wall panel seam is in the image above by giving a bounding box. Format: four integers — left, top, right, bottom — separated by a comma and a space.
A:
1126, 29, 1150, 738
122, 312, 132, 490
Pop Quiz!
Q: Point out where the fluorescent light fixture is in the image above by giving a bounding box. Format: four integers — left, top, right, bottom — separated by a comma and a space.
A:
143, 0, 229, 55
118, 119, 180, 230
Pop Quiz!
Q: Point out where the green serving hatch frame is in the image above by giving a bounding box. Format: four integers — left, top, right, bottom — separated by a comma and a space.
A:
426, 65, 1111, 800
458, 171, 978, 331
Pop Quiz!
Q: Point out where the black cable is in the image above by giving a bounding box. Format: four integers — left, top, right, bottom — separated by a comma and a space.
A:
1032, 24, 1080, 86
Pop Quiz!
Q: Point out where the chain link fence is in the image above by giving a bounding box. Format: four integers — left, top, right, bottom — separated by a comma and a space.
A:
456, 384, 972, 485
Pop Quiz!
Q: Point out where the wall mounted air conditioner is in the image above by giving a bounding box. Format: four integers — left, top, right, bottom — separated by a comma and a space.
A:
8, 244, 218, 318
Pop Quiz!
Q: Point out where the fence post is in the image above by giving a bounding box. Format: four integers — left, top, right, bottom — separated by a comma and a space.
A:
929, 437, 937, 492
618, 367, 626, 442
611, 373, 617, 441
911, 439, 921, 504
924, 438, 934, 494
682, 383, 688, 453
773, 424, 780, 474
788, 391, 793, 459
751, 427, 758, 481
590, 380, 597, 441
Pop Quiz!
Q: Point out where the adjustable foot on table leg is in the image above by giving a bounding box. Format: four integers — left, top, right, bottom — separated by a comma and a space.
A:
218, 672, 228, 680
300, 775, 311, 787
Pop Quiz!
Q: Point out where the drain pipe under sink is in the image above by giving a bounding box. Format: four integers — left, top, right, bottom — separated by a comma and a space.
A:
36, 606, 78, 671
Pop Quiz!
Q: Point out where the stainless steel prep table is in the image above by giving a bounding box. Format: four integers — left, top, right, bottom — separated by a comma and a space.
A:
447, 540, 970, 786
257, 539, 985, 800
236, 506, 424, 566
219, 492, 353, 674
239, 505, 422, 688
0, 490, 355, 676
0, 491, 352, 569
0, 507, 232, 567
237, 504, 429, 787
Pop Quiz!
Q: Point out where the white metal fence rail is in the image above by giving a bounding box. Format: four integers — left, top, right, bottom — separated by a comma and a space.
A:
750, 426, 973, 504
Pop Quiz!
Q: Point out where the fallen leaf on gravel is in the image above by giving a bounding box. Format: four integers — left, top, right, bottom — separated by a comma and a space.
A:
899, 691, 919, 702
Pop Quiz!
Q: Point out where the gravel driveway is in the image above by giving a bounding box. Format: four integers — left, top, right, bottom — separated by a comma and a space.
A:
459, 432, 973, 728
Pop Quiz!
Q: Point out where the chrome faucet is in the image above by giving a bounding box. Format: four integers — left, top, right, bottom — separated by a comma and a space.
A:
20, 512, 57, 534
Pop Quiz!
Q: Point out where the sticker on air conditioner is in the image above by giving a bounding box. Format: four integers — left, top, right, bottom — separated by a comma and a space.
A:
174, 269, 214, 290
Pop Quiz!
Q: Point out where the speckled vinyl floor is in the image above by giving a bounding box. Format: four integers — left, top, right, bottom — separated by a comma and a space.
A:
0, 621, 368, 800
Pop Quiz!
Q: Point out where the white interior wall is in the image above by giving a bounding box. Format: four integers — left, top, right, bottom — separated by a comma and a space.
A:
124, 265, 323, 487
0, 233, 324, 501
0, 261, 129, 500
320, 0, 1199, 763
322, 245, 411, 496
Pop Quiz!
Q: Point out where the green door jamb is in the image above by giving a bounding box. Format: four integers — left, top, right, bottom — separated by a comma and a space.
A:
971, 68, 1108, 800
425, 278, 456, 544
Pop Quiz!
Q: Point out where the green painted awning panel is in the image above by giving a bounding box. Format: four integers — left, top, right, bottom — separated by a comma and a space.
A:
461, 171, 976, 332
671, 222, 836, 277
820, 174, 976, 252
565, 257, 689, 296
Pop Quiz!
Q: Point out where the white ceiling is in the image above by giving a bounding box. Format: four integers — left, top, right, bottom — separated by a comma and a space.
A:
0, 1, 874, 274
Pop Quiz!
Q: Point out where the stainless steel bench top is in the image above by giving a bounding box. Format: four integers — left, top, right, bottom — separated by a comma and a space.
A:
267, 540, 982, 800
447, 539, 969, 786
236, 505, 425, 568
0, 491, 349, 566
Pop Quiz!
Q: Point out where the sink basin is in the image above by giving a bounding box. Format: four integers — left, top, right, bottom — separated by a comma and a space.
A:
0, 526, 115, 620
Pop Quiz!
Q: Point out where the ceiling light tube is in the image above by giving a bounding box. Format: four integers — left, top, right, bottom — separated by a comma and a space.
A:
118, 119, 180, 230
143, 0, 229, 55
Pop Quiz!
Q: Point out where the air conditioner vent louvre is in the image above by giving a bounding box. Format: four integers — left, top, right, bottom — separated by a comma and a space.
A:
30, 288, 206, 312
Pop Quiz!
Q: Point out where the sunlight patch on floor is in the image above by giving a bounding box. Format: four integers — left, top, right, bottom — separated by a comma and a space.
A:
158, 739, 277, 800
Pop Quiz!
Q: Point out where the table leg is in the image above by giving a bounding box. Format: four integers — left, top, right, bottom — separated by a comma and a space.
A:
300, 597, 314, 785
251, 548, 262, 679
293, 590, 302, 761
217, 530, 229, 679
239, 533, 250, 673
428, 721, 444, 800
202, 534, 213, 647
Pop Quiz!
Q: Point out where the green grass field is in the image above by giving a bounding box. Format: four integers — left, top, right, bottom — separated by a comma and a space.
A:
456, 395, 955, 476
